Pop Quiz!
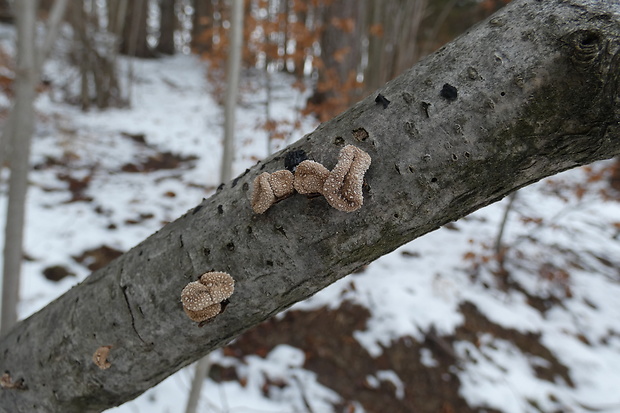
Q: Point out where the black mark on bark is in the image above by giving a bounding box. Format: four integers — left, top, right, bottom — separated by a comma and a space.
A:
192, 205, 203, 215
375, 94, 390, 109
217, 205, 224, 214
284, 149, 308, 172
440, 84, 458, 101
334, 136, 345, 146
421, 102, 431, 117
274, 225, 287, 237
226, 242, 235, 252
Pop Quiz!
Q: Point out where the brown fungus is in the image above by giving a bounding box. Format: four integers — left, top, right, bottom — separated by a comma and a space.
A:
250, 170, 294, 214
181, 271, 235, 322
322, 145, 371, 212
268, 170, 294, 199
251, 172, 277, 214
294, 160, 330, 194
92, 345, 113, 370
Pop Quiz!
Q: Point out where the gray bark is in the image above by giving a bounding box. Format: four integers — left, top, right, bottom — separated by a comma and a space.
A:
1, 0, 619, 411
1, 0, 37, 337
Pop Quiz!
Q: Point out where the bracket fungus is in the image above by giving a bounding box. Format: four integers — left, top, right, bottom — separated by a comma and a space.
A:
251, 170, 295, 214
250, 144, 371, 213
181, 271, 235, 323
293, 160, 330, 194
322, 145, 372, 212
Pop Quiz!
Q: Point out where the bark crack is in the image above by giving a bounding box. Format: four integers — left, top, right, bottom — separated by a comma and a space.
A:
120, 285, 147, 345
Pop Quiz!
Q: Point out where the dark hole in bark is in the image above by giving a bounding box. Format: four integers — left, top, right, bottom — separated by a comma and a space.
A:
352, 128, 369, 142
284, 149, 308, 172
440, 84, 458, 101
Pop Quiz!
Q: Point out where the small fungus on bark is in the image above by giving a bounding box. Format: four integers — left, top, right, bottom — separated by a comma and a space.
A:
0, 372, 27, 390
294, 160, 330, 194
269, 170, 295, 198
322, 145, 372, 212
251, 145, 371, 213
250, 170, 294, 214
92, 345, 113, 370
181, 272, 235, 323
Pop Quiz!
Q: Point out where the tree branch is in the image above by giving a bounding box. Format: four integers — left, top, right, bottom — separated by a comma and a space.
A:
0, 0, 619, 411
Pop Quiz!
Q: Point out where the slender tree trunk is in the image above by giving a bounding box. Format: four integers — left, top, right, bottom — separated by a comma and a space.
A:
184, 356, 211, 413
0, 0, 618, 410
157, 0, 176, 55
0, 0, 69, 167
191, 0, 214, 52
120, 0, 153, 58
1, 0, 37, 337
0, 0, 12, 23
220, 0, 244, 183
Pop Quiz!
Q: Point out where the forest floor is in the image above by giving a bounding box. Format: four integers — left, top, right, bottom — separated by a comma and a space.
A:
1, 45, 620, 413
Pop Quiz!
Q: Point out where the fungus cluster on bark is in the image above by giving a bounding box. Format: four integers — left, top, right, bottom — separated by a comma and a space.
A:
251, 145, 371, 213
181, 272, 235, 323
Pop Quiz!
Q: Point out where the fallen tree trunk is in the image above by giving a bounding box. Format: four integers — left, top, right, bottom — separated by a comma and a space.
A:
1, 0, 619, 411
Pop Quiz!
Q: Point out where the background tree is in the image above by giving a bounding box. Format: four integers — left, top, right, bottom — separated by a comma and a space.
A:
0, 0, 12, 23
0, 1, 617, 411
156, 0, 177, 55
0, 0, 37, 338
219, 0, 244, 183
120, 0, 154, 58
66, 1, 125, 109
0, 0, 69, 337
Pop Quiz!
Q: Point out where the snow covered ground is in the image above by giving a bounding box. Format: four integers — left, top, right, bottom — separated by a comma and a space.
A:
1, 49, 620, 413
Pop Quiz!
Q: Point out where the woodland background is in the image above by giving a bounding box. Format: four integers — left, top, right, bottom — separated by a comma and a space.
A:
2, 0, 620, 412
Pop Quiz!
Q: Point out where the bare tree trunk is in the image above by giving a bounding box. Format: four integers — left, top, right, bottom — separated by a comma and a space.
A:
363, 0, 427, 95
157, 0, 176, 55
0, 0, 12, 23
68, 1, 124, 109
191, 0, 214, 52
0, 0, 69, 167
1, 0, 37, 337
120, 0, 154, 58
184, 356, 211, 413
220, 0, 244, 183
0, 0, 618, 410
